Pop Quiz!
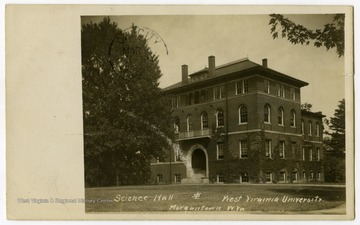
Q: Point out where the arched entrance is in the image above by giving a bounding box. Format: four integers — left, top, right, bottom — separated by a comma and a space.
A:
185, 144, 209, 183
192, 149, 206, 173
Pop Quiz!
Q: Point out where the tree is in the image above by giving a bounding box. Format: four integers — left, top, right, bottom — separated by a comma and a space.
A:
82, 17, 173, 186
269, 14, 344, 57
323, 99, 345, 183
301, 102, 312, 111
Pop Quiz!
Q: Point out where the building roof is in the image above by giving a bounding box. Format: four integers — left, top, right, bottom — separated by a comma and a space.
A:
301, 110, 326, 118
162, 58, 309, 93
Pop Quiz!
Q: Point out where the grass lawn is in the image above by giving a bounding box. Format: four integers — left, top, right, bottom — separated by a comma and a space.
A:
85, 184, 345, 214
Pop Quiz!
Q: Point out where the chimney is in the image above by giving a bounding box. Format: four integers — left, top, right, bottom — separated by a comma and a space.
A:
262, 58, 268, 68
182, 64, 188, 84
208, 55, 215, 77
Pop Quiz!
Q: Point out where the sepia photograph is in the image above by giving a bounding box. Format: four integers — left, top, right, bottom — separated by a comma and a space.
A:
4, 4, 355, 221
81, 14, 350, 214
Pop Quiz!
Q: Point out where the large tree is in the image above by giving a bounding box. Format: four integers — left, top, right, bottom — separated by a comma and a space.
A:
323, 99, 345, 183
82, 17, 173, 186
269, 14, 344, 57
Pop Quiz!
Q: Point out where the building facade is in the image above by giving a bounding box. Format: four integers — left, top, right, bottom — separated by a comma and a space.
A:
150, 56, 325, 184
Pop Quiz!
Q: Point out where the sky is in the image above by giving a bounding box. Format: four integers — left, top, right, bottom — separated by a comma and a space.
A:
82, 14, 346, 126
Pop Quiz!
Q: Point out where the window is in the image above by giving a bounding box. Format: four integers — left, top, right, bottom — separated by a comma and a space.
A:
301, 120, 305, 135
217, 143, 224, 160
292, 171, 298, 182
278, 107, 284, 125
309, 148, 313, 161
280, 84, 285, 98
279, 171, 286, 182
317, 172, 321, 181
266, 172, 273, 183
290, 110, 296, 127
187, 115, 193, 132
264, 104, 271, 123
213, 85, 225, 100
264, 79, 270, 94
239, 140, 248, 158
174, 117, 180, 133
317, 148, 321, 161
187, 92, 193, 106
316, 122, 320, 137
240, 172, 249, 183
236, 80, 248, 95
175, 174, 181, 183
157, 174, 163, 183
302, 171, 307, 181
290, 87, 296, 100
201, 112, 208, 129
171, 96, 180, 108
216, 109, 224, 127
276, 83, 280, 96
217, 174, 224, 183
279, 141, 285, 158
239, 105, 248, 124
310, 172, 314, 181
308, 121, 312, 136
200, 89, 207, 103
265, 139, 272, 158
194, 91, 200, 104
302, 147, 305, 161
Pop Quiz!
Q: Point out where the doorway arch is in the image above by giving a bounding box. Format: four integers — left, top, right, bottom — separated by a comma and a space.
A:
187, 144, 209, 178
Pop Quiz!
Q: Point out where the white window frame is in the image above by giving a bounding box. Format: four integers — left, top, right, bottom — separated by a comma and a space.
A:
236, 80, 249, 95
217, 143, 224, 160
279, 141, 285, 159
308, 121, 312, 136
310, 172, 314, 181
278, 107, 284, 126
239, 105, 248, 124
240, 172, 249, 183
264, 79, 270, 94
279, 171, 286, 182
266, 172, 273, 183
290, 110, 296, 127
303, 171, 307, 181
280, 84, 285, 98
317, 148, 321, 161
217, 174, 224, 183
290, 87, 296, 100
309, 148, 313, 161
186, 115, 193, 132
239, 140, 248, 158
317, 172, 321, 181
302, 147, 306, 161
301, 120, 305, 135
201, 112, 208, 129
264, 104, 271, 124
157, 174, 163, 183
292, 171, 298, 182
316, 123, 320, 137
265, 139, 272, 158
216, 110, 224, 127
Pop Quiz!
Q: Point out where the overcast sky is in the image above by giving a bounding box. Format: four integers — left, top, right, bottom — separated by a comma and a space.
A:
83, 15, 345, 124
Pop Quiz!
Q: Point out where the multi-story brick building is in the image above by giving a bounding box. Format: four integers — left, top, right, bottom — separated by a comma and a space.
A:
150, 56, 325, 184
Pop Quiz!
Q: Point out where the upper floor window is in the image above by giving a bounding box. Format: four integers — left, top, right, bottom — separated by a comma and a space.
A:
279, 141, 285, 158
264, 79, 270, 94
302, 147, 305, 161
239, 140, 248, 158
213, 85, 225, 100
201, 112, 208, 129
186, 115, 193, 132
187, 92, 193, 106
317, 147, 321, 161
276, 84, 285, 97
174, 117, 180, 133
280, 84, 285, 98
290, 87, 296, 101
171, 96, 180, 108
216, 109, 224, 127
308, 121, 312, 136
301, 120, 305, 135
316, 122, 320, 137
290, 110, 296, 127
264, 104, 271, 123
309, 148, 313, 161
200, 89, 207, 103
175, 148, 182, 162
236, 80, 249, 95
217, 143, 224, 160
278, 107, 284, 125
239, 105, 248, 124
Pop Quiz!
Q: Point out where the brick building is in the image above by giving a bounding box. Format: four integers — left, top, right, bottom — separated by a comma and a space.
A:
150, 56, 325, 184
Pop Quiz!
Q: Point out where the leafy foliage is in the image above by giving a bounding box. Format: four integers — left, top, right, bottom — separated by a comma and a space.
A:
301, 102, 313, 111
323, 99, 345, 183
82, 17, 173, 186
269, 14, 344, 57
